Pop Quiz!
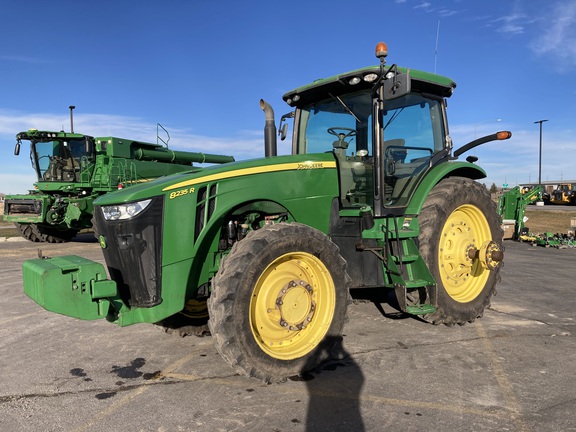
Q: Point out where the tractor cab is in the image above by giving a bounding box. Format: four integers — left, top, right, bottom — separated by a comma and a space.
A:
290, 90, 447, 209
283, 43, 455, 214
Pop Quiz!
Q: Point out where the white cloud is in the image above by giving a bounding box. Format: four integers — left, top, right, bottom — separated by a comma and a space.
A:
495, 13, 527, 35
450, 121, 576, 187
3, 110, 571, 197
438, 9, 458, 18
414, 2, 432, 10
0, 172, 37, 196
0, 55, 51, 64
0, 110, 271, 195
530, 0, 576, 69
0, 110, 265, 155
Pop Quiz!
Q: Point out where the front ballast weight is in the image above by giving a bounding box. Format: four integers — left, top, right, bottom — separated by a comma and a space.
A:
23, 255, 115, 320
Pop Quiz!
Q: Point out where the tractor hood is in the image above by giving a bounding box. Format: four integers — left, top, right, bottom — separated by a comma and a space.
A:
92, 154, 337, 206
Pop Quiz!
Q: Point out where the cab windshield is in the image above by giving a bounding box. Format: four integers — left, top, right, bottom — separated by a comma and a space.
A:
31, 138, 94, 182
297, 90, 447, 208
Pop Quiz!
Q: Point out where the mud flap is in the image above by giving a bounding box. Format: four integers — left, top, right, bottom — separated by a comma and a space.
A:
23, 255, 116, 320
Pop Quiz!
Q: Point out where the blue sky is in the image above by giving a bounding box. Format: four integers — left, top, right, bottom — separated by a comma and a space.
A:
1, 0, 575, 194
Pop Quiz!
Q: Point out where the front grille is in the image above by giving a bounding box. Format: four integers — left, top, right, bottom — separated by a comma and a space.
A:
94, 196, 164, 308
195, 184, 217, 241
5, 199, 42, 215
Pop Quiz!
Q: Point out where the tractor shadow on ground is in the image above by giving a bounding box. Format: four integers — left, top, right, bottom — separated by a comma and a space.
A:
295, 336, 366, 432
71, 232, 99, 243
350, 288, 414, 321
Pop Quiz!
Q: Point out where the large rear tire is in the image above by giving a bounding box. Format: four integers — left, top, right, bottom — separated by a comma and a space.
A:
208, 223, 349, 382
419, 177, 503, 326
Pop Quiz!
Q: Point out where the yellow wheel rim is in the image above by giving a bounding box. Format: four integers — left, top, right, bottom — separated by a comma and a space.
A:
180, 298, 209, 320
438, 204, 491, 303
249, 252, 336, 360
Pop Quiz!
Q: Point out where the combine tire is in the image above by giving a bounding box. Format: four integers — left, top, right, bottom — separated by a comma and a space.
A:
208, 223, 349, 382
419, 177, 503, 326
30, 224, 78, 243
15, 223, 40, 242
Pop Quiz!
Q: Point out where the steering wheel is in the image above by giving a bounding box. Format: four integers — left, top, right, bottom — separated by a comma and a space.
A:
327, 127, 357, 139
328, 127, 357, 151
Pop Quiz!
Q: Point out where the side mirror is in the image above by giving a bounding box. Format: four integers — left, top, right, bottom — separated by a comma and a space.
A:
383, 72, 411, 100
278, 111, 294, 142
14, 140, 21, 156
279, 123, 288, 141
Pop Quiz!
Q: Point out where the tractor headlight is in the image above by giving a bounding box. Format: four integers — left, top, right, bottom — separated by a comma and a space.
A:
363, 73, 379, 83
101, 199, 152, 221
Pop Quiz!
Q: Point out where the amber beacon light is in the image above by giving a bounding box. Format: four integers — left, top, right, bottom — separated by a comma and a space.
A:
375, 42, 388, 60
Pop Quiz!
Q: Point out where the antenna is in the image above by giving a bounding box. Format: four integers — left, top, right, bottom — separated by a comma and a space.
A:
434, 20, 440, 73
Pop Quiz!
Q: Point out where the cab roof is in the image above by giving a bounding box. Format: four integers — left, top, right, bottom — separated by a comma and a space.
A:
282, 65, 456, 107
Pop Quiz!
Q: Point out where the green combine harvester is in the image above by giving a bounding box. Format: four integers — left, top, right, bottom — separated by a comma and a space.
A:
22, 42, 512, 382
3, 109, 234, 242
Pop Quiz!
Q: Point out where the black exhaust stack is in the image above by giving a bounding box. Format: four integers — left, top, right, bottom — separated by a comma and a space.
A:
69, 105, 76, 133
260, 99, 277, 157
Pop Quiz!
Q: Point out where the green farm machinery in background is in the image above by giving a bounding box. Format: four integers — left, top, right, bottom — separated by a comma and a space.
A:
3, 109, 234, 242
498, 185, 576, 248
498, 185, 543, 240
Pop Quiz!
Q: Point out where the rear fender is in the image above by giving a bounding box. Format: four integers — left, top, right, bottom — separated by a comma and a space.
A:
405, 162, 486, 215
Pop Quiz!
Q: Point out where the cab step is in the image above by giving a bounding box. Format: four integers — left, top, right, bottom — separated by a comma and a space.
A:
406, 304, 436, 315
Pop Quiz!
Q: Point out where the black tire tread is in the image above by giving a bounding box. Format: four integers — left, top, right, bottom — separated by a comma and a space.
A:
15, 223, 40, 242
419, 177, 503, 326
208, 222, 350, 383
30, 223, 78, 243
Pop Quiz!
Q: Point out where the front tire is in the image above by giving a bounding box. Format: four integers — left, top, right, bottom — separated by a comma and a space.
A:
208, 223, 349, 382
419, 177, 503, 325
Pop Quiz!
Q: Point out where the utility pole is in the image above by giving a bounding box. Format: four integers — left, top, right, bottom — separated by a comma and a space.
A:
534, 119, 548, 190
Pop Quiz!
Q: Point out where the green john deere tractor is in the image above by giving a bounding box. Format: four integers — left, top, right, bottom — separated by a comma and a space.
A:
22, 42, 510, 382
3, 111, 234, 242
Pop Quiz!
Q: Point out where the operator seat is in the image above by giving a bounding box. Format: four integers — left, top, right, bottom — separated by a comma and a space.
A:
382, 139, 406, 198
333, 134, 373, 207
